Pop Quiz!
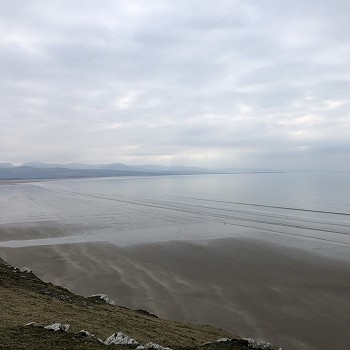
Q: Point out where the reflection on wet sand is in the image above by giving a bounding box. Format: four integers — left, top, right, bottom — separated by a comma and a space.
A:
0, 237, 349, 350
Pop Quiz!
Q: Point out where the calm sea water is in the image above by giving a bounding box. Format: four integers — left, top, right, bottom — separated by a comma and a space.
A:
1, 172, 350, 258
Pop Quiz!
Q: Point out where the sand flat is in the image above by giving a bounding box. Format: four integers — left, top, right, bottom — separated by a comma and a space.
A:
0, 237, 349, 350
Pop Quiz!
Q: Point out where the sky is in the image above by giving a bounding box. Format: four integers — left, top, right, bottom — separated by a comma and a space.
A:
0, 0, 350, 170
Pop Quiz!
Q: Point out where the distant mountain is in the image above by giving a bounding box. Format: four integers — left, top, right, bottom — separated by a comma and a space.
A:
0, 163, 14, 168
0, 166, 154, 180
99, 163, 143, 171
20, 162, 216, 174
0, 164, 217, 181
21, 162, 104, 170
134, 164, 210, 173
0, 162, 284, 181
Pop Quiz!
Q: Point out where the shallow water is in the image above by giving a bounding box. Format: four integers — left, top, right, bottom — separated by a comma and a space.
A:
1, 172, 350, 259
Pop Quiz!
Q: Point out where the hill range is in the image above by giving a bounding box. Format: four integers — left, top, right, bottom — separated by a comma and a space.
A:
0, 162, 280, 181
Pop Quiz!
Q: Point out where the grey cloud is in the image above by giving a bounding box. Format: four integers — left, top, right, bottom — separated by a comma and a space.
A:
0, 0, 349, 169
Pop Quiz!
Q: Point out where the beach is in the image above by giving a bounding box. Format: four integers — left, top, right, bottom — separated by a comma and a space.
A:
1, 235, 349, 350
1, 174, 350, 350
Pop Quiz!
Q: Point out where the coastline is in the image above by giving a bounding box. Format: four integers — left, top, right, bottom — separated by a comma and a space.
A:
1, 236, 349, 350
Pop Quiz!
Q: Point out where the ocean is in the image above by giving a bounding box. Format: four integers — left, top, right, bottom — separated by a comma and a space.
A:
1, 172, 350, 257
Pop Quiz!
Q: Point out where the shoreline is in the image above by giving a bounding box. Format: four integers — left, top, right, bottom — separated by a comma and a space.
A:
1, 219, 349, 263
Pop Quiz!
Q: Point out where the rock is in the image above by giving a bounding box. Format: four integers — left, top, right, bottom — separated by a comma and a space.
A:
89, 293, 115, 305
78, 330, 104, 343
135, 309, 159, 318
104, 332, 138, 345
19, 267, 31, 273
78, 330, 94, 337
44, 323, 70, 332
140, 342, 172, 350
243, 338, 271, 349
13, 266, 32, 273
203, 338, 231, 346
216, 338, 231, 343
205, 338, 276, 349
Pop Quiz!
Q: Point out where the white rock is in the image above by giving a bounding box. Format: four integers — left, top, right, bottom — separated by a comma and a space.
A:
44, 323, 70, 332
216, 338, 231, 343
89, 293, 115, 305
142, 342, 172, 350
25, 322, 36, 326
243, 338, 254, 344
243, 337, 271, 349
19, 267, 31, 273
136, 346, 145, 350
105, 332, 138, 345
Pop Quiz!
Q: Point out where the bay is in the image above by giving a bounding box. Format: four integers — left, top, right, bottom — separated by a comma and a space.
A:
1, 172, 350, 259
1, 172, 350, 350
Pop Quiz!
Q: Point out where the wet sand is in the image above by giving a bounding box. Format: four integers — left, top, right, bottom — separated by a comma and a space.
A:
0, 221, 92, 241
1, 237, 349, 350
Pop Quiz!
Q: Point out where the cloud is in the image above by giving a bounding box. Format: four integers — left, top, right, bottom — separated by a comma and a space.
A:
0, 0, 349, 169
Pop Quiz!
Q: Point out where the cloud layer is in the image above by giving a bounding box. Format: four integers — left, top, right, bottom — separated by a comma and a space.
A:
1, 0, 349, 169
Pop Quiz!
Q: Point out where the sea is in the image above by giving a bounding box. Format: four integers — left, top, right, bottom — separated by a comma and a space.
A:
1, 171, 350, 259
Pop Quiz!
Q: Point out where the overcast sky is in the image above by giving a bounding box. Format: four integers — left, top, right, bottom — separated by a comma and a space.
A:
1, 0, 349, 169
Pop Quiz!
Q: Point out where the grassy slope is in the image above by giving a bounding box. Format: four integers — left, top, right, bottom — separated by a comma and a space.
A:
0, 257, 278, 349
